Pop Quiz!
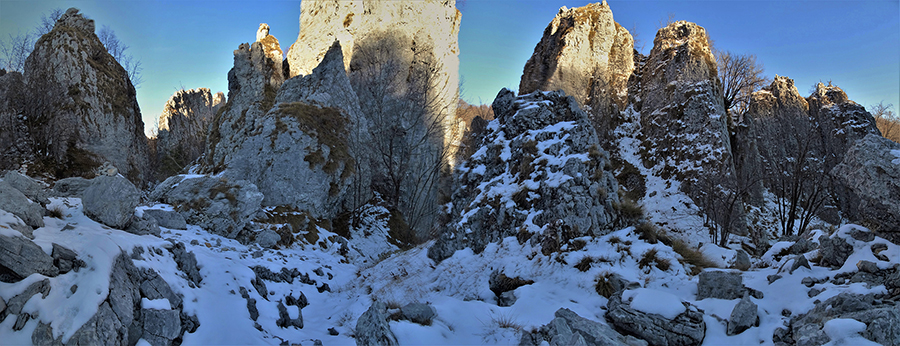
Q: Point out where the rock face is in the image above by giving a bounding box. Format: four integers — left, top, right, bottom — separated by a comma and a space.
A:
734, 77, 883, 226
154, 88, 225, 180
207, 42, 369, 218
429, 89, 620, 261
0, 233, 58, 282
637, 21, 743, 235
82, 175, 141, 229
21, 8, 149, 184
519, 1, 634, 119
149, 175, 263, 239
831, 134, 900, 243
29, 252, 198, 346
286, 0, 459, 137
606, 290, 706, 346
0, 71, 32, 171
292, 0, 462, 236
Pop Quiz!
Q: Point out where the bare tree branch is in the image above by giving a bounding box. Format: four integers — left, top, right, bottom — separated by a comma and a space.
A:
716, 50, 769, 117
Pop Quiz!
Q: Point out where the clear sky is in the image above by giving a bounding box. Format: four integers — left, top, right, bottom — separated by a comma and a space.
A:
1, 1, 898, 137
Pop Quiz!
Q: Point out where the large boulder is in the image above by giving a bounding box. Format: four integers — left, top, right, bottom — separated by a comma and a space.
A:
519, 1, 634, 125
637, 21, 744, 235
142, 209, 187, 230
355, 301, 398, 346
51, 176, 92, 197
149, 175, 263, 239
82, 175, 141, 229
2, 171, 50, 205
0, 180, 45, 228
154, 88, 225, 180
520, 308, 647, 346
696, 271, 744, 300
22, 8, 149, 184
429, 89, 620, 261
606, 289, 706, 346
727, 295, 759, 336
831, 134, 900, 243
0, 233, 58, 282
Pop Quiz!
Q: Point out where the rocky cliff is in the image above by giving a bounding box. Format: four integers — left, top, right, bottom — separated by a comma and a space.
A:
637, 21, 743, 234
735, 77, 883, 226
285, 0, 461, 152
154, 88, 224, 180
519, 1, 634, 121
0, 71, 30, 171
21, 8, 150, 184
204, 26, 370, 219
429, 89, 620, 261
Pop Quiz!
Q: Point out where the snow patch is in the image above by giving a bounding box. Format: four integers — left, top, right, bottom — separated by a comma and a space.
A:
622, 288, 685, 320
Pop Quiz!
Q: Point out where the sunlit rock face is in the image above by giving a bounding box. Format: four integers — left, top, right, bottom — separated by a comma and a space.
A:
154, 88, 224, 180
285, 0, 461, 149
22, 8, 149, 184
519, 1, 634, 119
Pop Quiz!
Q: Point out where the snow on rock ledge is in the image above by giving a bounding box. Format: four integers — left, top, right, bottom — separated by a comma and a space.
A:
429, 88, 621, 261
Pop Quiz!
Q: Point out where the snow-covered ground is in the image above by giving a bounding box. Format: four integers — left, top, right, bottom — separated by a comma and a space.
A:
2, 195, 895, 345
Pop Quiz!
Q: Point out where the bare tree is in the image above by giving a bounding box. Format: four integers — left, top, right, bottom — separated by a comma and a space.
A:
36, 8, 64, 36
871, 102, 899, 143
716, 50, 769, 117
0, 31, 35, 72
97, 25, 143, 88
351, 31, 453, 241
771, 131, 830, 236
696, 171, 759, 247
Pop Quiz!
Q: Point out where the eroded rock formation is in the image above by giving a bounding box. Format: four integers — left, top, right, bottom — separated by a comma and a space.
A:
429, 89, 620, 261
22, 8, 150, 184
519, 1, 634, 118
155, 88, 225, 180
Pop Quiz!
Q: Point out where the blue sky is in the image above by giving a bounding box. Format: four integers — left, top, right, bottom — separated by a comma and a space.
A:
1, 1, 898, 136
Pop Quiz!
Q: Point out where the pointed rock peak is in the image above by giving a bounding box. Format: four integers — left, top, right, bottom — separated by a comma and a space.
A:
654, 21, 710, 50
56, 8, 95, 34
810, 82, 849, 105
313, 40, 346, 76
256, 23, 270, 42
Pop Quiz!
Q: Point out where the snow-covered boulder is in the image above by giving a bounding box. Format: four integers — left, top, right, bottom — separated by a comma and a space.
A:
429, 89, 620, 261
82, 175, 141, 229
520, 308, 647, 346
776, 293, 900, 346
831, 134, 900, 243
149, 175, 263, 239
0, 180, 44, 228
606, 288, 706, 346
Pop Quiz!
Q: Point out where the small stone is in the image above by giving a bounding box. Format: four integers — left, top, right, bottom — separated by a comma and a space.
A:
857, 260, 879, 274
790, 255, 811, 274
767, 275, 782, 284
808, 288, 823, 298
727, 295, 759, 336
70, 285, 77, 293
328, 327, 339, 335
